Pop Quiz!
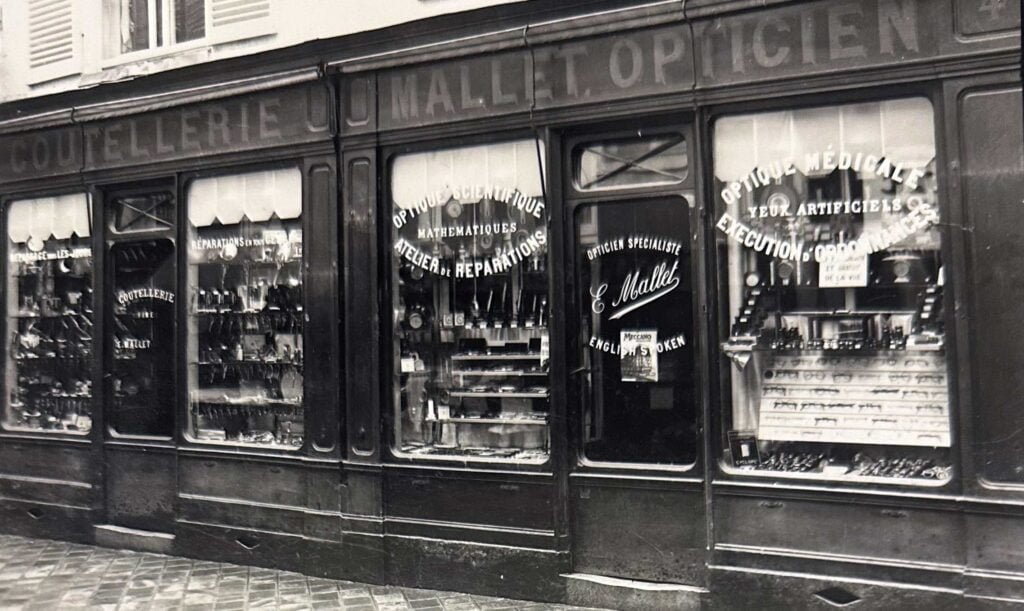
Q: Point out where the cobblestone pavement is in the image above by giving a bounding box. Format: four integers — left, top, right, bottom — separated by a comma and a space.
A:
0, 535, 601, 611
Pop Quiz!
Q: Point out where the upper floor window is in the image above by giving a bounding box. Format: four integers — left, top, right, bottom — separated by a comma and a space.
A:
111, 0, 206, 54
102, 0, 274, 60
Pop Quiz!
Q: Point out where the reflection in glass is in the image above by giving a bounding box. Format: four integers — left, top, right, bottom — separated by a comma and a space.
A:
4, 195, 93, 433
110, 192, 175, 234
186, 168, 304, 448
575, 134, 687, 191
714, 98, 951, 484
576, 200, 697, 465
108, 239, 176, 437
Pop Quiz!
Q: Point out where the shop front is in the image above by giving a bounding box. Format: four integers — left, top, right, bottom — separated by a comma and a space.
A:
0, 76, 343, 562
0, 0, 1021, 606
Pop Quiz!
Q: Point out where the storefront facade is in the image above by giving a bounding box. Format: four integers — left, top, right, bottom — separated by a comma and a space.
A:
0, 0, 1020, 607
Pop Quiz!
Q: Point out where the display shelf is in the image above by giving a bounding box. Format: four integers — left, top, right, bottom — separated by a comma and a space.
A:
10, 311, 92, 320
451, 353, 544, 361
724, 464, 951, 485
450, 390, 549, 399
194, 360, 302, 367
451, 370, 547, 377
439, 416, 547, 425
192, 399, 302, 408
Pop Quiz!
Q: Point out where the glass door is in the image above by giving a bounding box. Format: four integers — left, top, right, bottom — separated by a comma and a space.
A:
565, 127, 706, 585
102, 185, 178, 533
574, 197, 698, 467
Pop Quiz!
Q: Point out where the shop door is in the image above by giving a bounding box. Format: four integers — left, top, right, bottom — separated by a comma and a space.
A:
102, 187, 178, 533
565, 131, 706, 584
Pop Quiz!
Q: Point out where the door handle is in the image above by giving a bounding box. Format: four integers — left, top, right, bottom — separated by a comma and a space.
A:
569, 366, 591, 377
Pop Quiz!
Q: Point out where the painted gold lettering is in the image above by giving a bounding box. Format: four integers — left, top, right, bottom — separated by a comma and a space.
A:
753, 16, 791, 67
154, 116, 174, 154
828, 3, 867, 60
530, 49, 554, 103
391, 73, 418, 120
490, 58, 518, 105
258, 98, 281, 139
31, 138, 50, 171
878, 0, 919, 54
801, 12, 817, 64
83, 127, 102, 166
57, 132, 75, 166
459, 65, 485, 109
731, 21, 745, 73
103, 124, 124, 161
10, 140, 27, 173
609, 38, 644, 88
554, 44, 587, 97
181, 110, 201, 151
129, 121, 149, 158
207, 107, 230, 147
426, 69, 455, 116
653, 31, 685, 84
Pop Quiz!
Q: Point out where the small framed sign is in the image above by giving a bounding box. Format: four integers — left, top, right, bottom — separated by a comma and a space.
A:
728, 430, 761, 467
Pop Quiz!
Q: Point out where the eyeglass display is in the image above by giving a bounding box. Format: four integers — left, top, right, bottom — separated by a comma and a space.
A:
4, 194, 94, 433
390, 139, 550, 462
186, 168, 304, 448
714, 98, 952, 484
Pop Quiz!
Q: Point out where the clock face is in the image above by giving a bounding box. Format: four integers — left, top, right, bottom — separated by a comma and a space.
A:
445, 200, 463, 219
408, 311, 425, 330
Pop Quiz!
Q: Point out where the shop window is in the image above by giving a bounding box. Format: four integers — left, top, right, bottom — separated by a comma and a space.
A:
3, 194, 93, 433
575, 198, 698, 466
185, 167, 304, 449
714, 98, 952, 485
390, 139, 550, 463
102, 0, 273, 60
573, 133, 688, 191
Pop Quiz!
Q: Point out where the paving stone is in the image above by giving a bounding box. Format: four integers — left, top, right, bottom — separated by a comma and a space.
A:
0, 534, 603, 610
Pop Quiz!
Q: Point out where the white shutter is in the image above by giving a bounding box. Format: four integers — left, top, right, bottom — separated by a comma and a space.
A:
207, 0, 274, 44
27, 0, 80, 84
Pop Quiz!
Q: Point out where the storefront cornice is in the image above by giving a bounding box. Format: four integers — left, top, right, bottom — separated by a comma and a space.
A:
329, 1, 686, 74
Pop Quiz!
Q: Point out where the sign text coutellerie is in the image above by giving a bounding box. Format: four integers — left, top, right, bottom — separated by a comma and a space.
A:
379, 0, 936, 128
0, 85, 328, 182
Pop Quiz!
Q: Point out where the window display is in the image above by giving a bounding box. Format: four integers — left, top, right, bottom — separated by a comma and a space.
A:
714, 98, 952, 484
186, 168, 304, 448
390, 139, 550, 462
4, 194, 93, 433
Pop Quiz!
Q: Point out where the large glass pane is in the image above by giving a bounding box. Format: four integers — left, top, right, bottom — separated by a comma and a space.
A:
4, 195, 93, 433
108, 239, 176, 437
186, 168, 304, 449
390, 139, 550, 462
714, 98, 951, 484
576, 199, 697, 465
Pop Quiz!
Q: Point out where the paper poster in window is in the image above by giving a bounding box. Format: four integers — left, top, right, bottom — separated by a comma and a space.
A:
620, 329, 658, 383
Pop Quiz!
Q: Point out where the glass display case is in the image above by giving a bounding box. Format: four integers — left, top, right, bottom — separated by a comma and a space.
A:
714, 98, 952, 484
4, 194, 94, 433
186, 168, 304, 448
390, 139, 550, 462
